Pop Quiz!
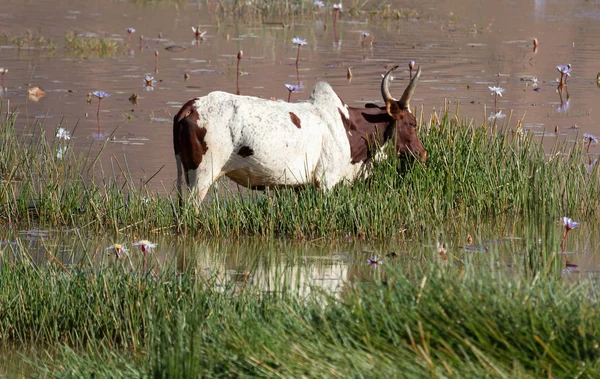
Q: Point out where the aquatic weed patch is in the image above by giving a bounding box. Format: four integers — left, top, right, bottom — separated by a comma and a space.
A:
64, 32, 126, 57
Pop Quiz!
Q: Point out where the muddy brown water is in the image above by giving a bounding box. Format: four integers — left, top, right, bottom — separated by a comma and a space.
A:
2, 0, 600, 192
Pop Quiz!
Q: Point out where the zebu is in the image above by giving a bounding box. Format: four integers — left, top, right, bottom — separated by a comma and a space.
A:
173, 65, 426, 203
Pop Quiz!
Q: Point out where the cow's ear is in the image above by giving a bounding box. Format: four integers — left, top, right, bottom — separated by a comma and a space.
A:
385, 99, 402, 118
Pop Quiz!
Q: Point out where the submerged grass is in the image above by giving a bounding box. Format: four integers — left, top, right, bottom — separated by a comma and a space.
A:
1, 104, 598, 240
0, 30, 56, 50
64, 32, 127, 57
0, 244, 595, 377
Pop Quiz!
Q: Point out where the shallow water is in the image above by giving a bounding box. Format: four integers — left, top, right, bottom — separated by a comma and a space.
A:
1, 0, 600, 192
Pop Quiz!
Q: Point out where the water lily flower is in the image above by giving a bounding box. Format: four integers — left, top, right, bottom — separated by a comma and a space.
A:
92, 91, 109, 99
0, 68, 7, 87
285, 83, 303, 102
56, 127, 71, 140
106, 243, 128, 260
92, 91, 110, 115
144, 75, 156, 91
133, 240, 157, 256
293, 37, 308, 46
584, 133, 598, 144
584, 133, 598, 153
563, 217, 580, 231
192, 26, 207, 39
409, 60, 415, 79
293, 38, 307, 67
285, 83, 302, 92
488, 86, 504, 97
367, 256, 382, 268
560, 216, 580, 261
557, 63, 572, 85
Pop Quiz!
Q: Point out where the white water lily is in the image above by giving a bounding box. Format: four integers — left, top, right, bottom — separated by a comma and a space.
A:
133, 240, 157, 255
367, 256, 382, 268
562, 217, 580, 231
56, 127, 71, 140
488, 86, 505, 97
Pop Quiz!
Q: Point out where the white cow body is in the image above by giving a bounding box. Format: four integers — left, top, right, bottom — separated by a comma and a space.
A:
173, 65, 426, 203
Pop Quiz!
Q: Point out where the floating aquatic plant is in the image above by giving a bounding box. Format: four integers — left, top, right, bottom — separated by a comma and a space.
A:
133, 239, 157, 271
126, 27, 135, 47
56, 127, 71, 140
0, 68, 7, 87
293, 37, 307, 66
367, 256, 382, 268
92, 91, 110, 115
583, 133, 598, 153
144, 75, 156, 91
106, 243, 128, 260
556, 64, 571, 86
285, 83, 302, 102
488, 85, 504, 111
560, 217, 580, 259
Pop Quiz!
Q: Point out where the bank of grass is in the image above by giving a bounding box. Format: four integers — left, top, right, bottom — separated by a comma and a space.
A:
64, 31, 127, 57
1, 106, 598, 239
0, 245, 593, 377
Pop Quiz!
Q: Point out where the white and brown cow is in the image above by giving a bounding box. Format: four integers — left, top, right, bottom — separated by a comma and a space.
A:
173, 65, 426, 203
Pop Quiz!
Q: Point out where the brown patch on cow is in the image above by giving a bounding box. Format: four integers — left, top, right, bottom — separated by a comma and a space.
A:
339, 106, 426, 164
289, 112, 302, 129
173, 99, 208, 171
238, 146, 254, 157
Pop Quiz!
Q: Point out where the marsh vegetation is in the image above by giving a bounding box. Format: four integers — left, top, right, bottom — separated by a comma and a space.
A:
2, 0, 600, 376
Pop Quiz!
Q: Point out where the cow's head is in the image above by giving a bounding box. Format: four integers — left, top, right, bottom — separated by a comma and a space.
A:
381, 65, 427, 162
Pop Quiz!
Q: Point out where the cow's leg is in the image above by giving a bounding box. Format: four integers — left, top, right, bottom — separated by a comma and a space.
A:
175, 153, 185, 208
186, 154, 225, 204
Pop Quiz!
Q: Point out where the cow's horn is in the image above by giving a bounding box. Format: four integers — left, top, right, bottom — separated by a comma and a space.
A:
381, 65, 399, 102
399, 66, 421, 110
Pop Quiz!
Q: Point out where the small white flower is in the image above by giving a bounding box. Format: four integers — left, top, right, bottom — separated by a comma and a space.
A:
562, 217, 580, 231
361, 31, 370, 37
367, 256, 382, 268
556, 64, 572, 76
133, 240, 157, 255
583, 133, 598, 144
0, 68, 7, 74
292, 37, 308, 46
126, 27, 135, 34
333, 3, 342, 10
285, 83, 302, 92
488, 86, 505, 97
106, 243, 128, 258
313, 0, 325, 8
56, 127, 71, 140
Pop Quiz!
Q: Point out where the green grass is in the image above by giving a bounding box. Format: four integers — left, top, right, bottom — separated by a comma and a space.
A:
0, 30, 56, 50
0, 244, 595, 377
64, 32, 127, 57
1, 105, 598, 240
